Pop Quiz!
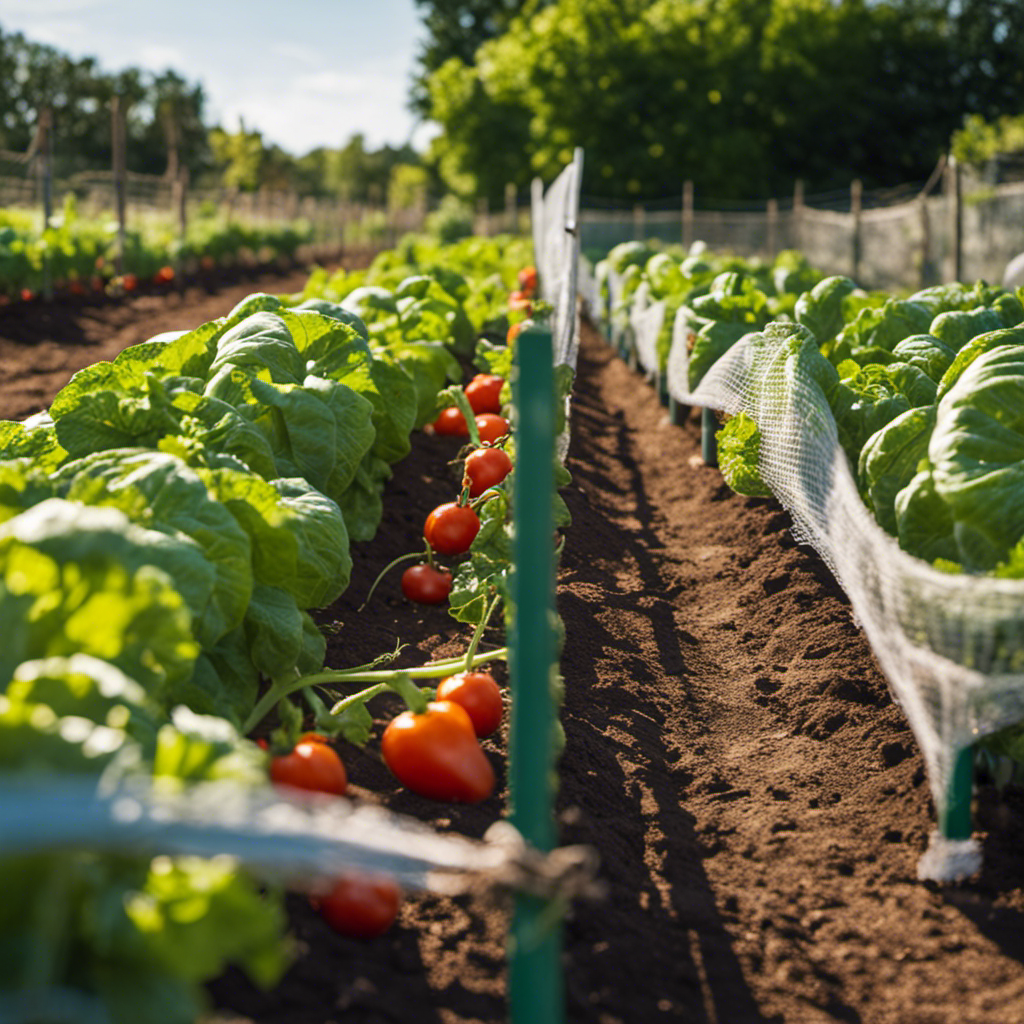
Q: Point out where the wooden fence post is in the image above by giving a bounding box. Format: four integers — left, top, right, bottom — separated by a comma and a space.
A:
918, 193, 933, 288
766, 197, 778, 260
476, 196, 490, 237
37, 107, 54, 299
172, 166, 189, 284
945, 156, 962, 283
682, 180, 694, 250
850, 178, 863, 282
111, 96, 128, 276
505, 181, 517, 234
792, 179, 804, 252
633, 203, 645, 242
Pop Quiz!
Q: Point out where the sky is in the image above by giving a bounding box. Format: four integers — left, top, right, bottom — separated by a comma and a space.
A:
0, 0, 436, 155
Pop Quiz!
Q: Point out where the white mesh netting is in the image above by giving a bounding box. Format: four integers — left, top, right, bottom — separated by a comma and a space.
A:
532, 147, 584, 371
659, 307, 1024, 881
532, 149, 585, 463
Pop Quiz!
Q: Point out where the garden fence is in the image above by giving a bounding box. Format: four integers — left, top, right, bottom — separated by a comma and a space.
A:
581, 160, 1024, 294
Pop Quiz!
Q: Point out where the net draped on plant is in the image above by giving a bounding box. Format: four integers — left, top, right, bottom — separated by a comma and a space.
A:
597, 260, 1024, 882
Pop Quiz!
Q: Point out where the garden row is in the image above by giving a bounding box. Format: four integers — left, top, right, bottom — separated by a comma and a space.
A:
0, 220, 578, 1024
0, 195, 313, 302
592, 237, 1024, 880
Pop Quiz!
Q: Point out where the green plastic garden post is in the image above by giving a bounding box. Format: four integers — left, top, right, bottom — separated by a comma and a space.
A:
940, 745, 974, 841
508, 323, 563, 1024
701, 408, 718, 467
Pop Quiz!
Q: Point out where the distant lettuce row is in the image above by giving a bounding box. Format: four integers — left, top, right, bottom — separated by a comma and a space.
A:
599, 239, 1024, 579
0, 196, 313, 300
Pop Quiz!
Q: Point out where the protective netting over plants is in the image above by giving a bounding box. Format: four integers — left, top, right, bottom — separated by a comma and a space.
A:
532, 147, 584, 370
531, 148, 584, 465
656, 308, 1024, 882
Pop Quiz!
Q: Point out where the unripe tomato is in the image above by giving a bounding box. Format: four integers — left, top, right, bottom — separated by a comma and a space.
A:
464, 373, 504, 415
436, 671, 503, 737
401, 563, 452, 604
316, 873, 401, 938
424, 502, 480, 556
474, 414, 510, 445
432, 406, 469, 437
464, 446, 512, 497
381, 700, 495, 803
268, 738, 347, 796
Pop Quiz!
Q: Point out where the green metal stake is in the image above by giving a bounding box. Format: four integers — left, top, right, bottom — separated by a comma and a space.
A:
940, 745, 974, 841
656, 370, 669, 407
508, 323, 563, 1024
701, 408, 718, 467
669, 395, 687, 427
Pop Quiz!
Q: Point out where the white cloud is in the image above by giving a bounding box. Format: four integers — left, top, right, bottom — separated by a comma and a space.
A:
0, 0, 107, 13
271, 41, 321, 65
137, 44, 188, 73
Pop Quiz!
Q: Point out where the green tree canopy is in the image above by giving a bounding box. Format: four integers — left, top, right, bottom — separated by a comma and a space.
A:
417, 0, 1024, 203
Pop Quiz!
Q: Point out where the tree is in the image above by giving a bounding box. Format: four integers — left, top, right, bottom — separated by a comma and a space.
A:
420, 0, 1023, 202
409, 0, 538, 116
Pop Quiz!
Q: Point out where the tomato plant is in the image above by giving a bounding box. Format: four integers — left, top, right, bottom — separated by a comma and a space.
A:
474, 414, 510, 444
436, 671, 503, 738
381, 700, 495, 802
268, 737, 348, 795
401, 563, 452, 604
424, 502, 480, 556
316, 873, 401, 938
464, 446, 512, 497
432, 406, 469, 437
464, 373, 505, 415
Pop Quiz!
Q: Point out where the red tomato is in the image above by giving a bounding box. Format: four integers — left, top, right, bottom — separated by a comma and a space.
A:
401, 563, 452, 604
69, 280, 86, 296
424, 502, 480, 556
431, 406, 469, 437
464, 446, 512, 497
122, 273, 138, 292
517, 265, 538, 295
464, 373, 504, 415
436, 671, 503, 738
474, 414, 510, 445
507, 321, 526, 344
19, 288, 34, 302
381, 700, 495, 802
508, 290, 533, 313
269, 738, 347, 795
316, 873, 401, 938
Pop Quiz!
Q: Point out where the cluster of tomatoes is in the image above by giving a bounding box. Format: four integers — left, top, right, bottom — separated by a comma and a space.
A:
258, 366, 518, 940
262, 662, 504, 938
407, 371, 512, 605
508, 263, 538, 316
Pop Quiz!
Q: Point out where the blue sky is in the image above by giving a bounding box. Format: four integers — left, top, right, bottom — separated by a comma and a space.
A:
0, 0, 434, 154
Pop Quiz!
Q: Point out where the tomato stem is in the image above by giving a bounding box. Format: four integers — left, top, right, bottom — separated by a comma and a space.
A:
464, 591, 502, 674
442, 384, 481, 447
360, 549, 428, 610
242, 647, 508, 734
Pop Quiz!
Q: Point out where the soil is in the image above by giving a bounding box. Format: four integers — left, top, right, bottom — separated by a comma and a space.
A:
4, 279, 1024, 1024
